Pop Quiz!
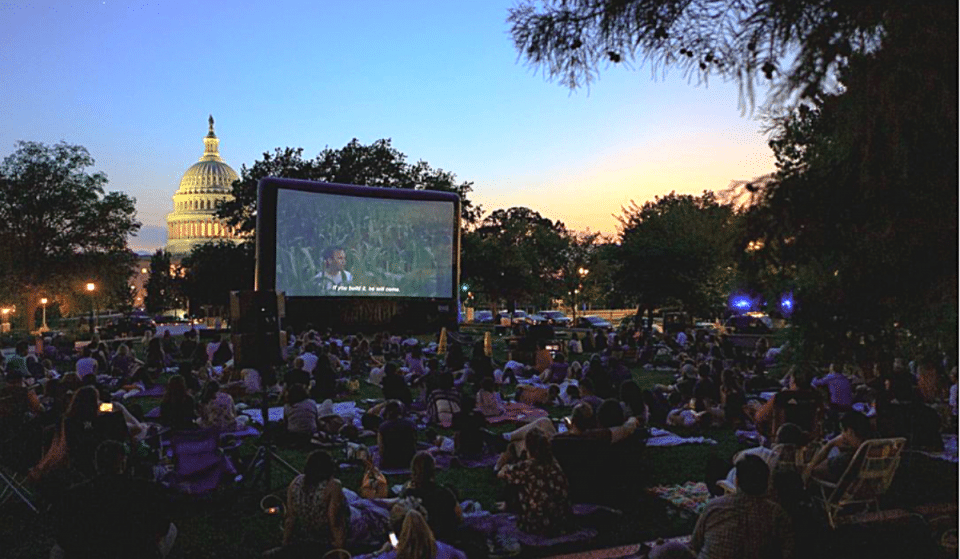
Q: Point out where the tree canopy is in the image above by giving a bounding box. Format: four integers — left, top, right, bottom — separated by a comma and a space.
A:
217, 139, 481, 236
734, 8, 957, 360
0, 141, 140, 329
615, 191, 739, 318
508, 0, 938, 107
178, 241, 254, 317
462, 207, 570, 311
144, 249, 181, 314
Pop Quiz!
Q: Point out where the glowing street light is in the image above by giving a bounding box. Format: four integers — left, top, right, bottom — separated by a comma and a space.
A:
572, 267, 590, 326
0, 307, 11, 334
39, 297, 49, 333
86, 282, 96, 333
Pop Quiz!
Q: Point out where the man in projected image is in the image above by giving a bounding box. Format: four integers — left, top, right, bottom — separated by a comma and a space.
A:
314, 246, 353, 291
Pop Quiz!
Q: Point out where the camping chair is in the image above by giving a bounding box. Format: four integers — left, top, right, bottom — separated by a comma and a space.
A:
0, 396, 42, 513
769, 390, 824, 443
162, 429, 237, 495
810, 437, 906, 528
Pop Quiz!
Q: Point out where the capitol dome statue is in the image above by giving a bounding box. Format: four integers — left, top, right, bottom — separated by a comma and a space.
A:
165, 115, 242, 255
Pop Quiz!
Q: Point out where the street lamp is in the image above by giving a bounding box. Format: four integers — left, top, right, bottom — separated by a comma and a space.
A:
39, 297, 49, 333
86, 282, 96, 334
573, 267, 589, 326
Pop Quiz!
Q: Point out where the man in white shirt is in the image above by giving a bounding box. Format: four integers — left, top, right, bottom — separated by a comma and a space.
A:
299, 343, 319, 374
314, 246, 352, 291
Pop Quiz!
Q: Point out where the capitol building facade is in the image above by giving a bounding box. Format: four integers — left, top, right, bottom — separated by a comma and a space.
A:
165, 116, 242, 255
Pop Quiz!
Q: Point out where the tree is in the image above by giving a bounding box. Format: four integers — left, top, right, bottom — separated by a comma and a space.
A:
217, 139, 482, 236
461, 207, 570, 312
508, 1, 946, 108
733, 9, 957, 361
144, 249, 180, 314
0, 141, 140, 330
615, 191, 739, 320
558, 230, 615, 312
177, 241, 255, 317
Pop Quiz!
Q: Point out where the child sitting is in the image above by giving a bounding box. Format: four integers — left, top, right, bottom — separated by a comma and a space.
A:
476, 377, 506, 417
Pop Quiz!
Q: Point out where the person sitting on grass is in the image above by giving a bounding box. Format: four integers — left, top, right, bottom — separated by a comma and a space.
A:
52, 440, 176, 559
382, 362, 413, 407
284, 357, 311, 389
398, 452, 462, 543
691, 455, 794, 559
540, 352, 569, 384
378, 400, 418, 470
1, 369, 44, 417
282, 450, 351, 556
476, 377, 505, 417
159, 374, 196, 431
426, 373, 461, 427
370, 500, 467, 559
197, 380, 237, 431
497, 428, 573, 537
284, 383, 319, 443
32, 386, 145, 481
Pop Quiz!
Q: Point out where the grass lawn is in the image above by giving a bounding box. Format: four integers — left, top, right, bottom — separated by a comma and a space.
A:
2, 335, 957, 558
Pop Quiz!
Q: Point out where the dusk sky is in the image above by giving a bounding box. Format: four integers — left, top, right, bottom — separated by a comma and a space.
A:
1, 1, 775, 252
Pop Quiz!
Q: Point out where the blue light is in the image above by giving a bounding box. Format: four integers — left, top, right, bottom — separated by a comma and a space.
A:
730, 295, 753, 311
780, 293, 795, 316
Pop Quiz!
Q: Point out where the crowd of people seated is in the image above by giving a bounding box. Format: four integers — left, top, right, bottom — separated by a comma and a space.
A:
0, 318, 956, 559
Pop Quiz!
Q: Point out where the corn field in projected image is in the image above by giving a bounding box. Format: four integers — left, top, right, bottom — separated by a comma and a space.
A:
276, 194, 453, 297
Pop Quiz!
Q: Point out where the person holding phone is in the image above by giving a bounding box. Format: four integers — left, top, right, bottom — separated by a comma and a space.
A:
368, 499, 467, 559
31, 386, 144, 481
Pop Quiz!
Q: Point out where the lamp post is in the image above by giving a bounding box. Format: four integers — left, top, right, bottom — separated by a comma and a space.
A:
573, 267, 589, 326
39, 297, 49, 333
86, 282, 96, 333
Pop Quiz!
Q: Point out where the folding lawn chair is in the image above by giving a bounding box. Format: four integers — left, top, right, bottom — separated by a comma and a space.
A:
810, 437, 906, 528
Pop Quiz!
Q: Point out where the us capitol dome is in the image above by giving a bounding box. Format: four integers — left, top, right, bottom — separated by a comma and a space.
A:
165, 115, 242, 255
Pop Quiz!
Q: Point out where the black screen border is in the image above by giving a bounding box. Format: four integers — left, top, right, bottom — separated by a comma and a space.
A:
255, 177, 461, 302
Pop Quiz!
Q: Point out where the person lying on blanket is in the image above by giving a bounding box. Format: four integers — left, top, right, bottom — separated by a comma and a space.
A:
514, 384, 560, 407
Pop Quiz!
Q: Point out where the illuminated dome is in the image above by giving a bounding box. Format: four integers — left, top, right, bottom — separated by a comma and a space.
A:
165, 115, 242, 255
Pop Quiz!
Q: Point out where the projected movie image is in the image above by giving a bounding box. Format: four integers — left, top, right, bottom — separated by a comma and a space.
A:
275, 189, 455, 298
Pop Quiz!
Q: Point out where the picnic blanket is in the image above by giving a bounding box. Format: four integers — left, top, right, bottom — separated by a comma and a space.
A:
648, 482, 712, 516
462, 513, 598, 551
485, 402, 550, 425
646, 428, 717, 447
241, 400, 363, 426
120, 384, 166, 399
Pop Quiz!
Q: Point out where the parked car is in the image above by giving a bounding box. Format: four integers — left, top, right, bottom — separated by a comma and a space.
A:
528, 313, 548, 325
540, 310, 572, 326
497, 310, 545, 326
473, 310, 495, 324
722, 314, 774, 335
101, 315, 156, 339
576, 315, 612, 329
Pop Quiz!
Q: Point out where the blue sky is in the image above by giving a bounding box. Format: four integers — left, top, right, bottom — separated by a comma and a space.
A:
1, 0, 775, 251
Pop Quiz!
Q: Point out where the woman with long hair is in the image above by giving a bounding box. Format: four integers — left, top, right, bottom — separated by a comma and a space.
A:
159, 374, 196, 431
283, 450, 350, 554
374, 500, 466, 559
197, 380, 237, 431
399, 452, 462, 542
